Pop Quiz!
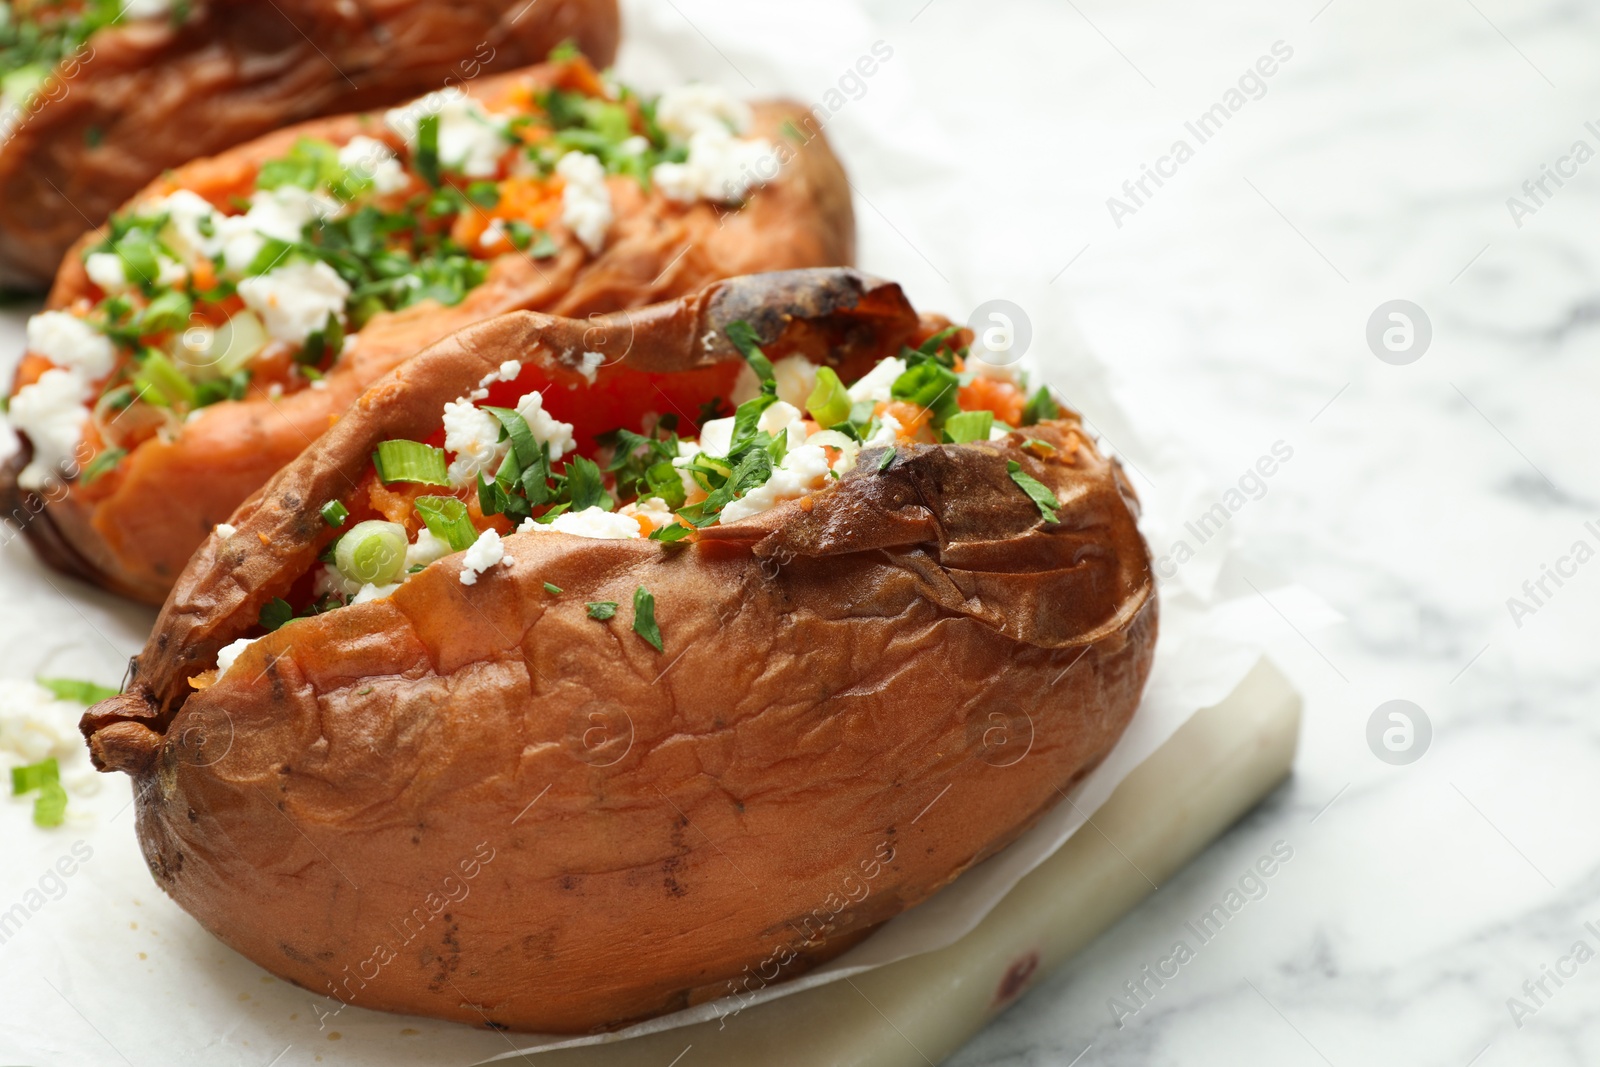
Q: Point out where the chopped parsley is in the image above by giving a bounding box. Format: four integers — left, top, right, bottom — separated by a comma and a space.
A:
1007, 460, 1061, 523
632, 586, 663, 651
37, 678, 118, 704
586, 601, 618, 620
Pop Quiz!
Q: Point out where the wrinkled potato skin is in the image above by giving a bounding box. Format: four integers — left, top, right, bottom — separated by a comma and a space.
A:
0, 0, 620, 290
83, 270, 1156, 1033
3, 66, 855, 604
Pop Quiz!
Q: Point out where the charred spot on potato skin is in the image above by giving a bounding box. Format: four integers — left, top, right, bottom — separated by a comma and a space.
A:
279, 942, 315, 965
558, 874, 582, 892
483, 1020, 510, 1031
187, 807, 198, 823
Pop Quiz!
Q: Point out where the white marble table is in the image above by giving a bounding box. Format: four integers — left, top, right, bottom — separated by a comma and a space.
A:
856, 1, 1600, 1064
2, 1, 1596, 1064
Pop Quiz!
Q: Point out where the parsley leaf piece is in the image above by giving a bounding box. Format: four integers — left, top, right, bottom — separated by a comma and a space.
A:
586, 601, 618, 620
877, 447, 897, 473
724, 320, 775, 383
632, 586, 663, 651
543, 582, 563, 595
1007, 460, 1061, 523
1020, 386, 1062, 426
258, 598, 295, 633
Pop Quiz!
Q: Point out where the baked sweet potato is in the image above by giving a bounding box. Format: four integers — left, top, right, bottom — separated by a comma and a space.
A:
0, 0, 620, 289
1, 55, 854, 603
82, 268, 1157, 1034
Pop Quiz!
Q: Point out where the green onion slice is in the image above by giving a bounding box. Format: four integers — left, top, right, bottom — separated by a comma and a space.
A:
944, 410, 993, 444
334, 520, 408, 586
374, 440, 449, 486
413, 496, 478, 552
806, 366, 851, 429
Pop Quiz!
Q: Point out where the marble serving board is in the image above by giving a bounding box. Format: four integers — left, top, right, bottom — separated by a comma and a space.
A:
503, 657, 1300, 1066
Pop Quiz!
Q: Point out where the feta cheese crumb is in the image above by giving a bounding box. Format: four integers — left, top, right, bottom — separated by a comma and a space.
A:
654, 84, 752, 138
216, 636, 259, 677
405, 527, 452, 569
442, 399, 506, 487
25, 311, 116, 379
519, 507, 644, 540
847, 357, 905, 405
352, 582, 400, 605
652, 127, 776, 205
215, 523, 236, 538
695, 416, 736, 458
514, 390, 576, 461
338, 135, 409, 195
867, 411, 903, 446
557, 151, 613, 254
459, 528, 506, 585
619, 496, 674, 529
237, 260, 350, 345
84, 250, 185, 295
772, 355, 819, 411
8, 368, 91, 491
0, 679, 83, 765
721, 444, 832, 523
386, 90, 509, 179
121, 0, 172, 19
577, 350, 604, 384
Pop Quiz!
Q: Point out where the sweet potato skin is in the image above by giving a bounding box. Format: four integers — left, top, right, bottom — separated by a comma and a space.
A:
0, 0, 621, 290
83, 270, 1157, 1033
4, 68, 855, 604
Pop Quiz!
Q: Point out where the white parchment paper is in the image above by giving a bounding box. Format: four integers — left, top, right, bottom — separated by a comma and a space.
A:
0, 2, 1292, 1063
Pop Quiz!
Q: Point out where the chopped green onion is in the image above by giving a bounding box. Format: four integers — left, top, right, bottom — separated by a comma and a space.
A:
806, 366, 851, 429
1007, 460, 1061, 523
724, 320, 774, 383
33, 781, 67, 828
11, 757, 58, 796
79, 448, 126, 486
586, 601, 617, 620
466, 181, 501, 208
320, 500, 350, 528
37, 678, 119, 704
944, 410, 993, 444
258, 598, 295, 632
334, 520, 408, 586
373, 440, 449, 486
877, 447, 897, 473
632, 586, 663, 651
413, 496, 478, 552
543, 582, 563, 595
133, 348, 197, 409
139, 289, 193, 334
416, 113, 441, 187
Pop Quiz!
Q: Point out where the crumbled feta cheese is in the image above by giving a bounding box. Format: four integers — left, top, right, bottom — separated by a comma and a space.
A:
149, 189, 225, 263
216, 636, 259, 677
468, 358, 525, 400
458, 528, 506, 585
0, 679, 82, 764
772, 355, 819, 412
721, 444, 832, 523
8, 369, 90, 491
695, 416, 736, 458
25, 311, 115, 378
351, 582, 399, 605
619, 134, 650, 155
756, 400, 806, 448
215, 523, 236, 538
654, 84, 751, 138
313, 562, 362, 600
442, 399, 506, 487
514, 390, 576, 461
480, 219, 509, 249
989, 425, 1012, 441
237, 260, 350, 345
404, 527, 453, 569
85, 250, 185, 295
867, 411, 903, 446
557, 151, 613, 254
519, 507, 644, 540
220, 186, 340, 275
387, 90, 509, 179
847, 357, 905, 405
338, 135, 409, 195
577, 350, 604, 384
652, 127, 776, 205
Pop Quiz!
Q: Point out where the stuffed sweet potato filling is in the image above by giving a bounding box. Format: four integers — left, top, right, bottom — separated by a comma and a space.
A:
6, 52, 783, 495
207, 321, 1068, 677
